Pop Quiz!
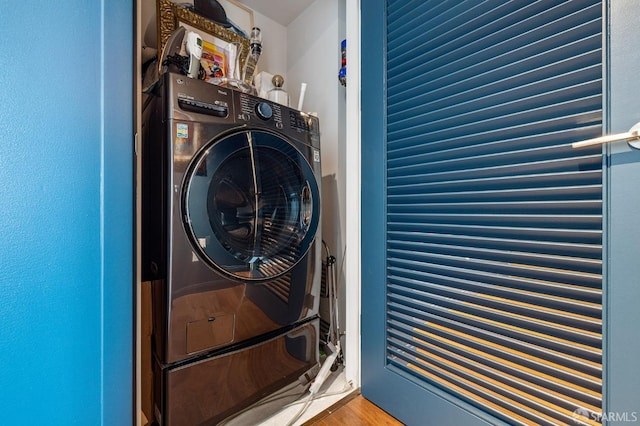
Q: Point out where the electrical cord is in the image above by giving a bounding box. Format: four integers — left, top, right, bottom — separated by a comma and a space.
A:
217, 381, 310, 425
162, 54, 190, 76
281, 378, 353, 426
278, 242, 348, 425
279, 382, 353, 410
284, 394, 313, 426
321, 240, 341, 353
282, 342, 341, 425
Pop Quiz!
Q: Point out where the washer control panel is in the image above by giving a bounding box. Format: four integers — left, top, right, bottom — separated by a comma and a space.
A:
166, 73, 319, 147
235, 91, 320, 147
238, 94, 284, 129
177, 97, 228, 117
168, 74, 234, 121
290, 112, 312, 131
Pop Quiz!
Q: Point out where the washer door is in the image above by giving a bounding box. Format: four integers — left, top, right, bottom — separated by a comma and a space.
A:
183, 129, 320, 281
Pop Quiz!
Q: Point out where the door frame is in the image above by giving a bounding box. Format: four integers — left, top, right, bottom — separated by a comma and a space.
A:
603, 0, 640, 418
344, 0, 363, 388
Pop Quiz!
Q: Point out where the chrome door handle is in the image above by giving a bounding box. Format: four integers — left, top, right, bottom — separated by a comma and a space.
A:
573, 122, 640, 149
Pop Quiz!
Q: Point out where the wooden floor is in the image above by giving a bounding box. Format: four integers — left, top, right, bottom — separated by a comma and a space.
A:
303, 391, 404, 425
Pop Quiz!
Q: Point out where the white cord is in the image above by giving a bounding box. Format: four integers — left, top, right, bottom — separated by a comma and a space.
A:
279, 242, 350, 426
285, 394, 313, 426
281, 382, 353, 426
280, 383, 353, 410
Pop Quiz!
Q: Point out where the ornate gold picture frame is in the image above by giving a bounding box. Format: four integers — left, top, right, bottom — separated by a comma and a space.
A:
157, 0, 250, 77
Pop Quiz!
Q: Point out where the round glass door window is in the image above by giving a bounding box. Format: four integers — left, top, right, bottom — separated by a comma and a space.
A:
182, 130, 320, 281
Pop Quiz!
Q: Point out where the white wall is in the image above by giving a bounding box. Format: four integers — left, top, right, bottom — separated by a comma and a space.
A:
249, 10, 288, 84
286, 0, 346, 272
287, 0, 347, 354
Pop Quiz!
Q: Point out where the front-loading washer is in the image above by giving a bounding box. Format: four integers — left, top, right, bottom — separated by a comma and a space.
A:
141, 72, 322, 425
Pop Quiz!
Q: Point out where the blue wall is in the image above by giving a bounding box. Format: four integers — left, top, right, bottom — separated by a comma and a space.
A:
0, 1, 133, 424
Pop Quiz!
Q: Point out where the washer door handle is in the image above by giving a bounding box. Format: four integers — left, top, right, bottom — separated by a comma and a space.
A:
300, 181, 313, 231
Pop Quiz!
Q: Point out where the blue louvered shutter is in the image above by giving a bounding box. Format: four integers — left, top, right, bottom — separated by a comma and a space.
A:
381, 1, 603, 424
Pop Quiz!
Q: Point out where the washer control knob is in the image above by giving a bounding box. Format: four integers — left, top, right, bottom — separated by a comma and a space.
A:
255, 102, 273, 120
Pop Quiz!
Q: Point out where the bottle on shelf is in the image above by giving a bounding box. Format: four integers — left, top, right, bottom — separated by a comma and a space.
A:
242, 27, 262, 86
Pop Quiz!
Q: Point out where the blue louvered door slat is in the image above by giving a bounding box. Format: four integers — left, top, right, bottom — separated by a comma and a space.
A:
362, 1, 603, 425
